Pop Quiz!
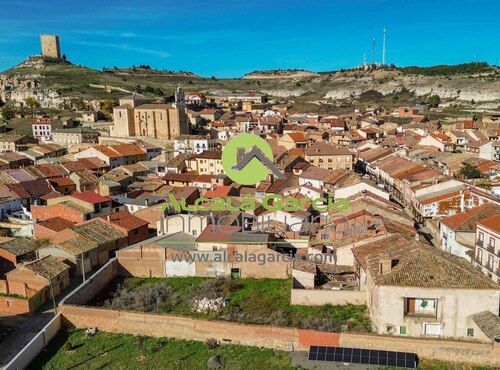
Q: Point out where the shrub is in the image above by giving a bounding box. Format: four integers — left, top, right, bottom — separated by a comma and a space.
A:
63, 341, 73, 352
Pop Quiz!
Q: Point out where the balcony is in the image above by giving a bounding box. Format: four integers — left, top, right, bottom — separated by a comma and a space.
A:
487, 246, 495, 254
475, 258, 483, 266
476, 240, 484, 247
485, 264, 495, 273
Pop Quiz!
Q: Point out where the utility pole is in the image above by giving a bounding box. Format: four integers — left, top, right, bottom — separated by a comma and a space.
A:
80, 252, 86, 282
382, 27, 387, 66
372, 38, 376, 65
49, 273, 57, 315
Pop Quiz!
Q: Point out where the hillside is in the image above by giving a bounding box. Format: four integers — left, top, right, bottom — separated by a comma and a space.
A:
1, 57, 499, 113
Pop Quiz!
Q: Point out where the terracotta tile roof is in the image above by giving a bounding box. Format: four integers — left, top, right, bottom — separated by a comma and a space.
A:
102, 211, 148, 231
195, 174, 213, 183
0, 237, 39, 256
37, 217, 75, 232
478, 214, 500, 234
49, 177, 75, 187
78, 157, 108, 170
440, 204, 500, 231
204, 185, 233, 198
58, 237, 96, 254
112, 144, 146, 157
20, 179, 53, 197
472, 311, 500, 340
72, 218, 126, 244
61, 160, 89, 172
194, 150, 222, 160
23, 255, 69, 280
288, 148, 305, 157
71, 191, 110, 204
94, 145, 121, 158
286, 132, 307, 142
305, 142, 351, 156
352, 234, 498, 289
196, 225, 241, 243
33, 164, 69, 178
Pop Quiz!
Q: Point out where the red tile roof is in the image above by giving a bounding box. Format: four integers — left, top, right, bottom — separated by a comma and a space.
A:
102, 211, 148, 231
478, 214, 500, 234
71, 191, 110, 204
37, 217, 75, 232
204, 185, 232, 198
49, 177, 75, 187
112, 144, 146, 157
286, 132, 307, 142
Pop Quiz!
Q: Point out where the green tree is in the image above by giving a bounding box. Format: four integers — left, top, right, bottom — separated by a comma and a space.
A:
25, 97, 39, 110
102, 99, 117, 112
459, 163, 481, 179
1, 104, 14, 120
427, 94, 441, 108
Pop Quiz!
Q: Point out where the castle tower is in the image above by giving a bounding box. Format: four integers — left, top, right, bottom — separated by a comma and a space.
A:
40, 34, 61, 59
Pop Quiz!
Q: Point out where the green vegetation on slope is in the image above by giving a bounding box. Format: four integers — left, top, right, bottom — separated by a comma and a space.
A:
92, 277, 370, 332
400, 62, 493, 76
29, 329, 293, 370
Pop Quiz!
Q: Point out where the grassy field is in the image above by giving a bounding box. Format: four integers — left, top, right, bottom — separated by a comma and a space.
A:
91, 277, 370, 333
29, 329, 293, 370
29, 329, 494, 370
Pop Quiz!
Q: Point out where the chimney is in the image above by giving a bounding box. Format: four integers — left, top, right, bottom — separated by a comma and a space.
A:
236, 147, 246, 162
106, 215, 111, 221
459, 190, 465, 213
379, 258, 392, 275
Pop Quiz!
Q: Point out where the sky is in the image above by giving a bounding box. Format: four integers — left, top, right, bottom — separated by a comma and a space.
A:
0, 0, 499, 77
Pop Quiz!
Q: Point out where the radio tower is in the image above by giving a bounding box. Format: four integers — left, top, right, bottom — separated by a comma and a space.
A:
382, 27, 387, 66
372, 38, 376, 65
363, 52, 367, 66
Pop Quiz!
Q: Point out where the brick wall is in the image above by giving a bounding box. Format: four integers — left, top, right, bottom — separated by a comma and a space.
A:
33, 224, 57, 240
0, 279, 7, 293
0, 295, 31, 314
60, 304, 339, 351
340, 333, 500, 367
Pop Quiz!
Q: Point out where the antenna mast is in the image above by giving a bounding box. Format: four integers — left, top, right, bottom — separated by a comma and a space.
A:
372, 38, 376, 65
382, 27, 386, 66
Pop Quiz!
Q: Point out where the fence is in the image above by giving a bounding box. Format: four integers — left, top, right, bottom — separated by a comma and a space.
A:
4, 314, 61, 370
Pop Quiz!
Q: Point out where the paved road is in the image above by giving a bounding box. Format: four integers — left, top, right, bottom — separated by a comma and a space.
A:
0, 273, 90, 367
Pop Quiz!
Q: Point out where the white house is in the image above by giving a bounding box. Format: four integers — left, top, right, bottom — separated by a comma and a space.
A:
353, 234, 500, 341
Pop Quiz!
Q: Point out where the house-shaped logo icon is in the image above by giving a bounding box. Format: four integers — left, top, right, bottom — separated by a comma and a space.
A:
221, 134, 285, 185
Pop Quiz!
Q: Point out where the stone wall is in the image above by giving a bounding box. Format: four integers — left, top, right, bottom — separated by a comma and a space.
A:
291, 288, 367, 306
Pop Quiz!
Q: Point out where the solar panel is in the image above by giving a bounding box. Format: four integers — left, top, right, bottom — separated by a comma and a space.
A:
308, 345, 418, 368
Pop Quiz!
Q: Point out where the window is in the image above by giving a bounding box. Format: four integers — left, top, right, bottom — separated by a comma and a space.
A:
479, 232, 484, 241
488, 254, 494, 270
337, 157, 341, 163
321, 234, 329, 240
345, 156, 351, 162
231, 268, 241, 278
133, 229, 138, 235
399, 326, 407, 335
490, 238, 496, 248
467, 328, 474, 337
404, 297, 437, 317
192, 230, 197, 236
476, 248, 483, 263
